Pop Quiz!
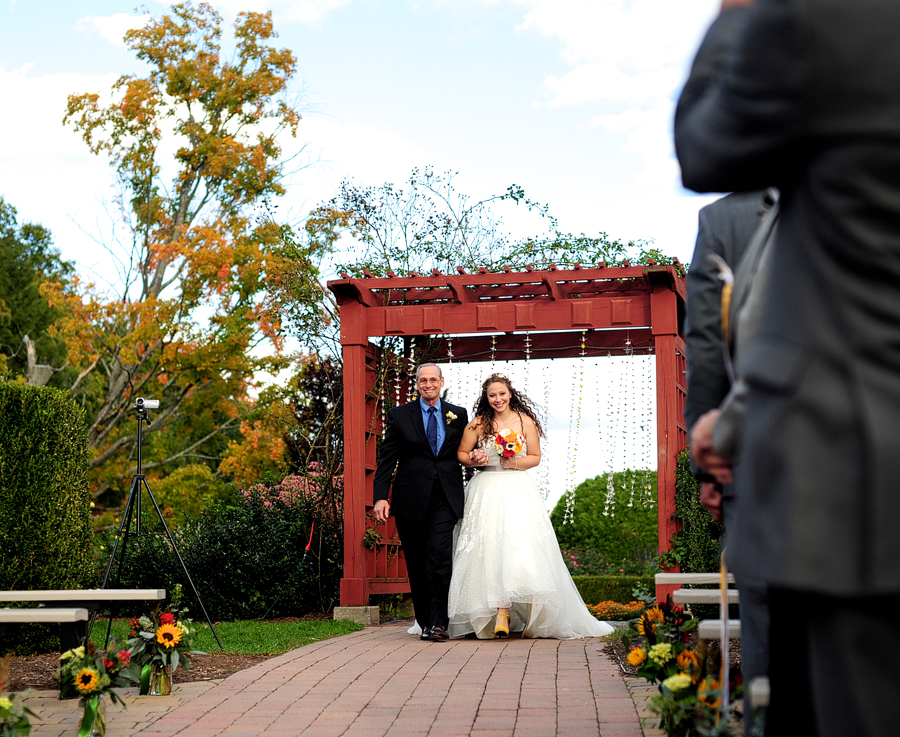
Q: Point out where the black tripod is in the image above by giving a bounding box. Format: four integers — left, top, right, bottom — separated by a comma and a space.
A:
94, 398, 222, 650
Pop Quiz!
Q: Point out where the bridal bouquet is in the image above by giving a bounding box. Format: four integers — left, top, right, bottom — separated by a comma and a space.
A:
494, 429, 524, 458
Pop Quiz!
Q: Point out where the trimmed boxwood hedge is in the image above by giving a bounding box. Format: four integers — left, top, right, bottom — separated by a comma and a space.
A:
0, 382, 93, 654
572, 575, 654, 605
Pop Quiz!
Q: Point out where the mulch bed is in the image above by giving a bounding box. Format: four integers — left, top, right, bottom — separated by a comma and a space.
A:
5, 613, 333, 693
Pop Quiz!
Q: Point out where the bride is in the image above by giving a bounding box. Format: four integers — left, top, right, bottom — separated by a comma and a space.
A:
449, 373, 613, 640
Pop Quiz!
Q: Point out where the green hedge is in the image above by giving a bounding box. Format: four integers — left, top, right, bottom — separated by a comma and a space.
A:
572, 575, 654, 605
551, 469, 658, 571
0, 383, 93, 654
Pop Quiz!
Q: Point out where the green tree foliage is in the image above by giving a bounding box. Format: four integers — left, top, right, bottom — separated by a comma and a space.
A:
285, 355, 342, 470
50, 2, 321, 500
551, 469, 658, 569
301, 166, 681, 279
0, 198, 74, 385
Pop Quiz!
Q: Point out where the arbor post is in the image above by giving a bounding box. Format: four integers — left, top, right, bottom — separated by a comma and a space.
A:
339, 300, 368, 607
650, 279, 688, 603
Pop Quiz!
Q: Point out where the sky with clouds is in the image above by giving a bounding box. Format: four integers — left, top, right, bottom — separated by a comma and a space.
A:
1, 0, 722, 283
1, 0, 723, 504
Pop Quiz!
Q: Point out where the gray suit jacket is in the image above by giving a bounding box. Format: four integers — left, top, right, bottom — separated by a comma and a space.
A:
684, 192, 768, 497
676, 0, 900, 595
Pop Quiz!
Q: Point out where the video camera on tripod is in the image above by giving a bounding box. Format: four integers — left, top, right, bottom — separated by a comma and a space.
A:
95, 395, 223, 649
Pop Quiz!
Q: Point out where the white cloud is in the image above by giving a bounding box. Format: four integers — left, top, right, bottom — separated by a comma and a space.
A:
213, 0, 354, 25
0, 65, 123, 284
75, 12, 150, 46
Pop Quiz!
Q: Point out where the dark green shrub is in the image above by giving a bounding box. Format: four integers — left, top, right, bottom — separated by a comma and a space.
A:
97, 477, 342, 621
551, 469, 658, 569
0, 383, 93, 654
572, 575, 654, 605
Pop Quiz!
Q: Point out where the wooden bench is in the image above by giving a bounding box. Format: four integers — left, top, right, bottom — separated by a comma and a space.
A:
655, 572, 735, 585
672, 589, 739, 605
0, 608, 89, 623
0, 589, 165, 650
697, 618, 741, 640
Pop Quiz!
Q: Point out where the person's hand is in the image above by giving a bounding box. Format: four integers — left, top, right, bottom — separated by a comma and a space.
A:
699, 482, 724, 523
499, 456, 519, 470
469, 448, 488, 466
690, 409, 733, 485
373, 499, 390, 523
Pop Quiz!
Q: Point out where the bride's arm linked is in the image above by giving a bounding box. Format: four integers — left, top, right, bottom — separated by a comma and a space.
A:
457, 420, 489, 467
498, 415, 541, 471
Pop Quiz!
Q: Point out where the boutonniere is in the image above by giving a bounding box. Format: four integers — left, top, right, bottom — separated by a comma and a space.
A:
445, 411, 458, 426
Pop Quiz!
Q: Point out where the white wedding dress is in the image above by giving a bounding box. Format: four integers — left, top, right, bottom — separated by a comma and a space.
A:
446, 437, 614, 640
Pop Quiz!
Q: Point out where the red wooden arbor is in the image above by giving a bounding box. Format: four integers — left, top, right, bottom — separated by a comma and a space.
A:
328, 264, 687, 607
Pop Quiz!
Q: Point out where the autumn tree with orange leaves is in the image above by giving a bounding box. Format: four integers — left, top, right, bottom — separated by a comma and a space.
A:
51, 2, 322, 501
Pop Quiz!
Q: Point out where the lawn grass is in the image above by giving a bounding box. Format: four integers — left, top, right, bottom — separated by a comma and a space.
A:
96, 618, 364, 655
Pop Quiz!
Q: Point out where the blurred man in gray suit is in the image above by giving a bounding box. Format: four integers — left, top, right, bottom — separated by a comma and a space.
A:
684, 190, 770, 733
676, 0, 900, 734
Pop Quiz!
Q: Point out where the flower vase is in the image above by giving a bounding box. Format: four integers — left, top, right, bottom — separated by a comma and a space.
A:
149, 664, 173, 696
79, 694, 107, 737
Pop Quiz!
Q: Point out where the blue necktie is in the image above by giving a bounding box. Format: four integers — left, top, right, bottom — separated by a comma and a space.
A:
426, 407, 438, 455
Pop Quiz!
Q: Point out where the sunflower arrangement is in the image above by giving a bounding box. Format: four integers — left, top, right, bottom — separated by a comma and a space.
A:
624, 602, 742, 737
0, 656, 36, 737
126, 586, 203, 695
56, 640, 134, 735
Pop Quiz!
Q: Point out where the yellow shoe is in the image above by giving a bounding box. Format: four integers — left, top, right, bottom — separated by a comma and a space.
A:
494, 612, 510, 639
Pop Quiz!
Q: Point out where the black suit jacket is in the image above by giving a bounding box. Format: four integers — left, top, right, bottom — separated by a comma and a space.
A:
373, 400, 468, 521
676, 0, 900, 595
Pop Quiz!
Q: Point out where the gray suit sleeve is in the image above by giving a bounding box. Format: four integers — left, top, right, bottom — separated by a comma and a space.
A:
684, 206, 731, 433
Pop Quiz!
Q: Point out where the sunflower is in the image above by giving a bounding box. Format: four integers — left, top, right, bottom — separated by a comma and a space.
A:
698, 677, 723, 709
676, 648, 700, 681
75, 668, 100, 693
636, 606, 665, 636
156, 623, 184, 649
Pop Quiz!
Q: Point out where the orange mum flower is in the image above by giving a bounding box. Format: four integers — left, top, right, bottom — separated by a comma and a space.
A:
627, 647, 646, 667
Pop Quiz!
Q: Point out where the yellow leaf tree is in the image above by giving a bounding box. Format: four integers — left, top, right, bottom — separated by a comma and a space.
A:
53, 2, 319, 500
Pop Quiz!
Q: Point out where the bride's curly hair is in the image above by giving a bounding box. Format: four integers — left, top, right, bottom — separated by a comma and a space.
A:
474, 373, 545, 445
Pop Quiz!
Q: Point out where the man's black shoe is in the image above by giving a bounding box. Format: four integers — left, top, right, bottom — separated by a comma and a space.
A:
428, 625, 449, 641
420, 626, 432, 641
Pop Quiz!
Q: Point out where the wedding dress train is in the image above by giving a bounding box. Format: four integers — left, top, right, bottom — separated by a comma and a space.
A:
447, 440, 613, 639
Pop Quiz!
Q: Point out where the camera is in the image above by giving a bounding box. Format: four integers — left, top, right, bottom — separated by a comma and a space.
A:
135, 397, 160, 410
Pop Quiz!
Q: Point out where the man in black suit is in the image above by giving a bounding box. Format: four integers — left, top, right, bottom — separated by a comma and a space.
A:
373, 363, 470, 642
676, 0, 900, 733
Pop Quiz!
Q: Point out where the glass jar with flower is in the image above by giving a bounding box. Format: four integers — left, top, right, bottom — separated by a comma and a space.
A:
127, 586, 204, 696
56, 640, 135, 736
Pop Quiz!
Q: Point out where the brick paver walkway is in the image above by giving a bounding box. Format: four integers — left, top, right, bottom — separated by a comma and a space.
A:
23, 621, 646, 737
